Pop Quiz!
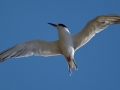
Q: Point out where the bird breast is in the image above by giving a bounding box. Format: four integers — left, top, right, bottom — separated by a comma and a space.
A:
58, 28, 74, 56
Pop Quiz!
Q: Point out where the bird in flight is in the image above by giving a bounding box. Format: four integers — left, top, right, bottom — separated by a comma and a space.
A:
0, 14, 120, 75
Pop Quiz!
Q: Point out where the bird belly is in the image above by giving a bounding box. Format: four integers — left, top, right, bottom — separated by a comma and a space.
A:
59, 36, 74, 58
58, 28, 75, 58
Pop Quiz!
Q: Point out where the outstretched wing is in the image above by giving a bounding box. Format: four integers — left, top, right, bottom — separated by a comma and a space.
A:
0, 39, 61, 62
73, 14, 120, 50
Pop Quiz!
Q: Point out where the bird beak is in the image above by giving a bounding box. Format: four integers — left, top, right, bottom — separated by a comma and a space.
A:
48, 23, 57, 27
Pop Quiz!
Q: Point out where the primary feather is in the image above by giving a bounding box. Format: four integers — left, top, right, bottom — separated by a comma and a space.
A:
0, 40, 61, 62
73, 14, 120, 50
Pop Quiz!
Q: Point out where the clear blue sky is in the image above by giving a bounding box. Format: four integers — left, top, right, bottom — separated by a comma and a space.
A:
0, 0, 120, 90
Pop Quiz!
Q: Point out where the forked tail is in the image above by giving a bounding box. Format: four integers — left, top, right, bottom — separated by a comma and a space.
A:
67, 59, 78, 75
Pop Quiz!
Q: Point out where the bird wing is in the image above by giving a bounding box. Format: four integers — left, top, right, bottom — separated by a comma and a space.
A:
73, 14, 120, 50
0, 39, 62, 62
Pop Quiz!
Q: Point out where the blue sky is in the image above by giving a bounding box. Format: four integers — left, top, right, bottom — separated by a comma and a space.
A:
0, 0, 120, 90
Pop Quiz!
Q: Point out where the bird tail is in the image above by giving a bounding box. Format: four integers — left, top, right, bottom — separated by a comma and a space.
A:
68, 59, 78, 75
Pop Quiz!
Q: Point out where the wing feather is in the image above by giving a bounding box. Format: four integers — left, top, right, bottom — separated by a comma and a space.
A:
0, 39, 61, 62
73, 14, 120, 50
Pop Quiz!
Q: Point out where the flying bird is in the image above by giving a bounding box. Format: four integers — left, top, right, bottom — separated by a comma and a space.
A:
0, 14, 120, 75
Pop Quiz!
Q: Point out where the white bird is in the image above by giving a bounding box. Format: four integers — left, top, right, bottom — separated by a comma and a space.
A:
0, 14, 120, 74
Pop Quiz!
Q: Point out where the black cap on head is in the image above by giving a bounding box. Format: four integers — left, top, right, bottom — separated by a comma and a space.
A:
58, 24, 67, 28
48, 23, 67, 28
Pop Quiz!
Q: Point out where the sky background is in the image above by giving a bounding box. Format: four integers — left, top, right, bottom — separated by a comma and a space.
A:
0, 0, 120, 90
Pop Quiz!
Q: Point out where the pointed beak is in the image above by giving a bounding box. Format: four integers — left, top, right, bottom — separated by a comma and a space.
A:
48, 23, 57, 27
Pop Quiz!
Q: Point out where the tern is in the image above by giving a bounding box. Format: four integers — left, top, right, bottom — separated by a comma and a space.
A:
0, 14, 120, 75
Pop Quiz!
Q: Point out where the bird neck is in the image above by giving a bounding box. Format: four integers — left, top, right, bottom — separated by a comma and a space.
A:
58, 27, 71, 34
57, 27, 72, 41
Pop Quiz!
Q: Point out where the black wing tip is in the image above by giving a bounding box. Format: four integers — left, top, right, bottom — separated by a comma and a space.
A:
0, 57, 9, 63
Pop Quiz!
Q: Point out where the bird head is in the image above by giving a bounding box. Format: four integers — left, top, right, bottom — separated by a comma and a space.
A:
48, 23, 67, 30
